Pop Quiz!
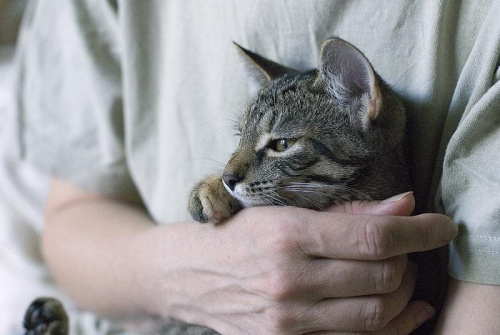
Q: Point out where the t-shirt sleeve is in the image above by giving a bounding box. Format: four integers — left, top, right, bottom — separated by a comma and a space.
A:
4, 0, 140, 201
439, 8, 500, 285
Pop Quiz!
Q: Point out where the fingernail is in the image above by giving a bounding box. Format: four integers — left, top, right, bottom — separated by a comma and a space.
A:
381, 191, 413, 204
415, 305, 436, 326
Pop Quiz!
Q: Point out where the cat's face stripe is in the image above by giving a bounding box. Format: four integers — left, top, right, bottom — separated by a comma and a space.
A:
309, 138, 365, 167
254, 133, 272, 152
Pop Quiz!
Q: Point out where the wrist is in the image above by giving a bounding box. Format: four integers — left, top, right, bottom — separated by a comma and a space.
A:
129, 221, 217, 326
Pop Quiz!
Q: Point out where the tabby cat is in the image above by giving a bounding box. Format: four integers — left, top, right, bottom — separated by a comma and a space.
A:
188, 38, 409, 224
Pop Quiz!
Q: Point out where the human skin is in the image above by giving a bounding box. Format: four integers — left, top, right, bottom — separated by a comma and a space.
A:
42, 178, 457, 334
434, 278, 500, 335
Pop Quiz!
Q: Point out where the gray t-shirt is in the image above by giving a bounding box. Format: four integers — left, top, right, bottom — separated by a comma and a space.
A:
5, 0, 500, 289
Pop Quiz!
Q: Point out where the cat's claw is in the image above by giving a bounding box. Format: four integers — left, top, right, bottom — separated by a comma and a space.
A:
24, 298, 69, 335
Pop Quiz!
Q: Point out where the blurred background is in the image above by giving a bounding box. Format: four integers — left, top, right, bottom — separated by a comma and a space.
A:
0, 1, 60, 334
0, 2, 126, 334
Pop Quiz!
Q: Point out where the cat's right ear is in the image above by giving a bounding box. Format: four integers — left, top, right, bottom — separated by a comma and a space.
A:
313, 38, 382, 128
233, 42, 296, 95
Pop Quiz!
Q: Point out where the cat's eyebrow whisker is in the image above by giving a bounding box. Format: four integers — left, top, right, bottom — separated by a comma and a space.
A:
185, 159, 227, 175
211, 124, 244, 138
189, 158, 227, 169
206, 100, 242, 119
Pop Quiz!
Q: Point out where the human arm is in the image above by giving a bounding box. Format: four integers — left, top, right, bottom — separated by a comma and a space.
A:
43, 178, 456, 334
433, 278, 500, 334
432, 12, 500, 331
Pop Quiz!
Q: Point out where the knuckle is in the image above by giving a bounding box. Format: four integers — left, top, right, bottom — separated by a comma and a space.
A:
358, 219, 393, 259
374, 257, 405, 293
363, 297, 391, 331
265, 306, 296, 333
265, 270, 295, 301
266, 219, 301, 254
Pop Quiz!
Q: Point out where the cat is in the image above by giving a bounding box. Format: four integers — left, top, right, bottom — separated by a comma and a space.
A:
188, 38, 409, 224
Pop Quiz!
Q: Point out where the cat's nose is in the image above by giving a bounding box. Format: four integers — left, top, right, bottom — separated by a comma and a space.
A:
222, 172, 244, 191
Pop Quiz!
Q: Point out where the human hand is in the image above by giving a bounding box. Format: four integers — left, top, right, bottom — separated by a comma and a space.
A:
142, 192, 457, 334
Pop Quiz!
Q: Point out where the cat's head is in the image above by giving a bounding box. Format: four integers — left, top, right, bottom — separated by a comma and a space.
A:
223, 38, 407, 209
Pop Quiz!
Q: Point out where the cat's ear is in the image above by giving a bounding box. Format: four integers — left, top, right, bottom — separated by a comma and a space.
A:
314, 38, 382, 124
233, 42, 296, 95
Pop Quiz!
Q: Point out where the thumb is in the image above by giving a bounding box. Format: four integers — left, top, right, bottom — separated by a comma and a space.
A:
327, 191, 415, 216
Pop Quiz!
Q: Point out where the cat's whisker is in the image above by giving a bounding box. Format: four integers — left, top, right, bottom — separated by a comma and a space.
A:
278, 184, 328, 209
266, 190, 288, 206
281, 182, 373, 204
267, 196, 287, 207
291, 192, 323, 210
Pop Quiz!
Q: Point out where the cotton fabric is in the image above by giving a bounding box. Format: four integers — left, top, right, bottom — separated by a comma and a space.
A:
3, 0, 500, 333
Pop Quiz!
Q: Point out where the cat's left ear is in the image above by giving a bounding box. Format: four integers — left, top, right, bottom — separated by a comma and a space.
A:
313, 38, 382, 125
234, 42, 296, 95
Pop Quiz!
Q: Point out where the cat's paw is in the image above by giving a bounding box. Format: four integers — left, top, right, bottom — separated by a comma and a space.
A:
23, 297, 69, 335
188, 174, 241, 223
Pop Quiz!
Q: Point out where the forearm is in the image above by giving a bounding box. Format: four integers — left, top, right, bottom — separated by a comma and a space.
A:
43, 195, 150, 318
42, 180, 213, 327
434, 277, 500, 334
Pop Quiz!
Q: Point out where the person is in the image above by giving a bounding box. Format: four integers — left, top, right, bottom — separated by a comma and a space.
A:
3, 0, 500, 334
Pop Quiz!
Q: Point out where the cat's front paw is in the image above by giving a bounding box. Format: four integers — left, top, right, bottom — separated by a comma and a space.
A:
188, 174, 241, 223
23, 297, 69, 335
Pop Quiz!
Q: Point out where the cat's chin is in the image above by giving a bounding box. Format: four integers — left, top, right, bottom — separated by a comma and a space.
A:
224, 184, 279, 208
234, 194, 290, 208
226, 191, 257, 208
237, 198, 264, 208
222, 181, 254, 208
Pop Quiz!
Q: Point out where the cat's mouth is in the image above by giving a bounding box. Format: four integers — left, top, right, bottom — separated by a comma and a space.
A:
223, 179, 292, 208
223, 178, 367, 210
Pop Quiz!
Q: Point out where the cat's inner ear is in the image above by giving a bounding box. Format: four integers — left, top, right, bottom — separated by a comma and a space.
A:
234, 42, 296, 94
314, 38, 381, 122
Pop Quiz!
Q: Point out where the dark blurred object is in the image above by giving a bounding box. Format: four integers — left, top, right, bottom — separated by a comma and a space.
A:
0, 0, 27, 45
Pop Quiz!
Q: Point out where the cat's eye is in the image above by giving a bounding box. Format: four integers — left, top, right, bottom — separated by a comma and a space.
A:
269, 138, 297, 152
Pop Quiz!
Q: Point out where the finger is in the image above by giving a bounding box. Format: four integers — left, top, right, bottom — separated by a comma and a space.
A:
296, 264, 417, 332
370, 300, 436, 335
304, 301, 435, 335
299, 211, 457, 260
327, 192, 415, 217
299, 256, 408, 299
